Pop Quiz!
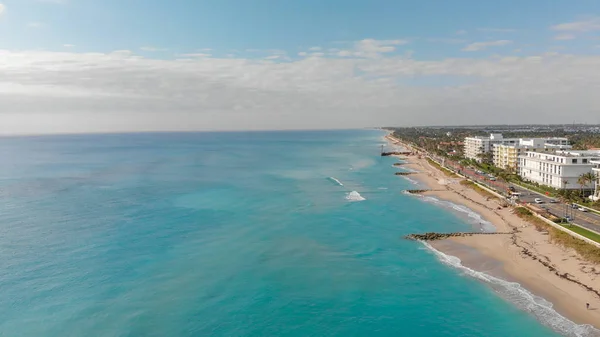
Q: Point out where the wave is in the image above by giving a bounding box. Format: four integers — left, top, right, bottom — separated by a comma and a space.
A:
378, 187, 388, 190
402, 176, 421, 186
422, 242, 600, 337
418, 195, 496, 233
346, 191, 366, 202
328, 177, 344, 186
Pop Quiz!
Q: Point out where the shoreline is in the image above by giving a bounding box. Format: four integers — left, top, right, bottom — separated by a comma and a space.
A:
385, 134, 600, 332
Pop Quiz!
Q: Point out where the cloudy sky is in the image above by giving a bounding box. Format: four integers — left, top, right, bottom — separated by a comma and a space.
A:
1, 0, 600, 134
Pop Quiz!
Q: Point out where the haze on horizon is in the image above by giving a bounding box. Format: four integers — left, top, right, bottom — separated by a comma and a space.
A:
2, 0, 600, 135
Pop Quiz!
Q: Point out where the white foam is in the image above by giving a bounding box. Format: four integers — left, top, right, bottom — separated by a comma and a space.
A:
328, 177, 344, 186
346, 191, 366, 202
378, 187, 388, 190
403, 176, 421, 186
422, 242, 600, 337
418, 195, 496, 233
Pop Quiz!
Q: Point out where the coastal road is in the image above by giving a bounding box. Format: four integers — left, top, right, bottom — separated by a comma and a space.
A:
434, 157, 600, 234
508, 184, 600, 235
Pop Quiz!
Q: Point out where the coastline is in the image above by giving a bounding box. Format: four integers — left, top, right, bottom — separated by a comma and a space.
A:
385, 134, 600, 332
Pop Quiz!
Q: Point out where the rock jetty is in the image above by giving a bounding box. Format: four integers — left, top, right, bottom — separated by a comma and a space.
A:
405, 232, 512, 241
394, 172, 415, 176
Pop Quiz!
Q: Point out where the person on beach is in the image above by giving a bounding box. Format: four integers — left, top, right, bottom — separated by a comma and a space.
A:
587, 303, 590, 310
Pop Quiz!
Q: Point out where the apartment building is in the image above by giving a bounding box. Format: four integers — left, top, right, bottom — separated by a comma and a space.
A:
464, 134, 519, 162
493, 138, 571, 171
518, 150, 600, 190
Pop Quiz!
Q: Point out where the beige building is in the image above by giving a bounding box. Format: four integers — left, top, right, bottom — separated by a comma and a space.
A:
493, 138, 571, 171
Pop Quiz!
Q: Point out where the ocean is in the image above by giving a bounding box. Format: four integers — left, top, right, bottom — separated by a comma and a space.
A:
0, 129, 591, 336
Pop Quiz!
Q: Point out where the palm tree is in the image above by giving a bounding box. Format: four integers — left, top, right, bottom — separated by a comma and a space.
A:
582, 172, 596, 196
577, 173, 594, 196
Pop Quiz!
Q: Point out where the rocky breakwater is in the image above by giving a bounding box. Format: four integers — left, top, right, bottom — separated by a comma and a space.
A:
405, 231, 512, 241
393, 163, 406, 166
395, 172, 416, 176
405, 189, 429, 194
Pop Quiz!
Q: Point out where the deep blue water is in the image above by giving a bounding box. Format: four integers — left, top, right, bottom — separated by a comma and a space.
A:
0, 130, 590, 336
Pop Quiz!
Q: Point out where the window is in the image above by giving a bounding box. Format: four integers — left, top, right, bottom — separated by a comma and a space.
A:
572, 159, 577, 164
583, 159, 588, 164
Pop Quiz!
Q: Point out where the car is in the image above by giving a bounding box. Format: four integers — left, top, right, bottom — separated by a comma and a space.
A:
578, 207, 588, 212
489, 177, 497, 181
572, 204, 578, 209
549, 199, 558, 203
565, 216, 572, 222
534, 198, 543, 204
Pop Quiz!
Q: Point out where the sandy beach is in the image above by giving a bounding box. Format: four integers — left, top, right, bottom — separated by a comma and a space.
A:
386, 135, 600, 330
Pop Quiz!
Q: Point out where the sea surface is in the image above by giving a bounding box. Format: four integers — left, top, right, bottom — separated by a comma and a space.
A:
0, 130, 594, 336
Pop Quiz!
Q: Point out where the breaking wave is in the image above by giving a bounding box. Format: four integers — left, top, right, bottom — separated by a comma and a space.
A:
418, 195, 496, 233
345, 191, 366, 202
422, 242, 600, 337
328, 177, 344, 186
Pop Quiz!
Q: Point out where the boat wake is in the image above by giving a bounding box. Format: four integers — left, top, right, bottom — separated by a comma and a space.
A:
346, 191, 366, 202
422, 242, 600, 337
328, 177, 344, 186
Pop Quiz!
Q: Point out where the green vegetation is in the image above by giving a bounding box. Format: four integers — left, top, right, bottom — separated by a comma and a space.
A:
426, 158, 459, 178
560, 224, 600, 243
459, 179, 498, 200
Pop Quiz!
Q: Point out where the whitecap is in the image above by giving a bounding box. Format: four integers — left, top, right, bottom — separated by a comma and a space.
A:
346, 191, 366, 202
328, 177, 344, 186
422, 242, 600, 337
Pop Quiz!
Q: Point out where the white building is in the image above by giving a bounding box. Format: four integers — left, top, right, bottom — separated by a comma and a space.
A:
518, 150, 600, 190
493, 138, 571, 171
592, 160, 600, 201
464, 134, 519, 162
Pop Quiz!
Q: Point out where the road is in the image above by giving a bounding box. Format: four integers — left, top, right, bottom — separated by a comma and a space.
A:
430, 156, 600, 234
508, 183, 600, 234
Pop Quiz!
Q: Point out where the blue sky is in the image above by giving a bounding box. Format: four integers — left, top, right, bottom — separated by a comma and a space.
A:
4, 0, 600, 58
1, 0, 600, 133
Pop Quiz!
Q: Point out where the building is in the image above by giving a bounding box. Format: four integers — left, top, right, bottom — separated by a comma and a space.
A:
464, 134, 519, 162
592, 160, 600, 201
518, 150, 600, 190
493, 138, 571, 171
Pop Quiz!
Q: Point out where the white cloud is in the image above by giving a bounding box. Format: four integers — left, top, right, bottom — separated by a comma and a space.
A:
462, 40, 512, 51
309, 46, 322, 51
456, 30, 467, 35
265, 55, 280, 60
298, 52, 308, 57
552, 17, 600, 32
353, 38, 409, 58
0, 4, 5, 15
27, 22, 44, 28
478, 28, 517, 33
140, 46, 167, 52
63, 44, 75, 48
554, 34, 576, 40
2, 47, 600, 134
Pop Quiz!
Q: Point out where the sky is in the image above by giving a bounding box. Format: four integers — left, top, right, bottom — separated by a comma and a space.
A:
2, 0, 600, 134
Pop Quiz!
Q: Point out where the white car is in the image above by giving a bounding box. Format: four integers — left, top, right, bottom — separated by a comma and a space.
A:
578, 207, 588, 212
534, 198, 543, 204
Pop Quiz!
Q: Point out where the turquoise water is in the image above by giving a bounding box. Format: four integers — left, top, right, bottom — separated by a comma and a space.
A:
0, 130, 592, 336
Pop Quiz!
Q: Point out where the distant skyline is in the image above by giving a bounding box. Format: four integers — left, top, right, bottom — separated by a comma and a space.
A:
2, 0, 600, 134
